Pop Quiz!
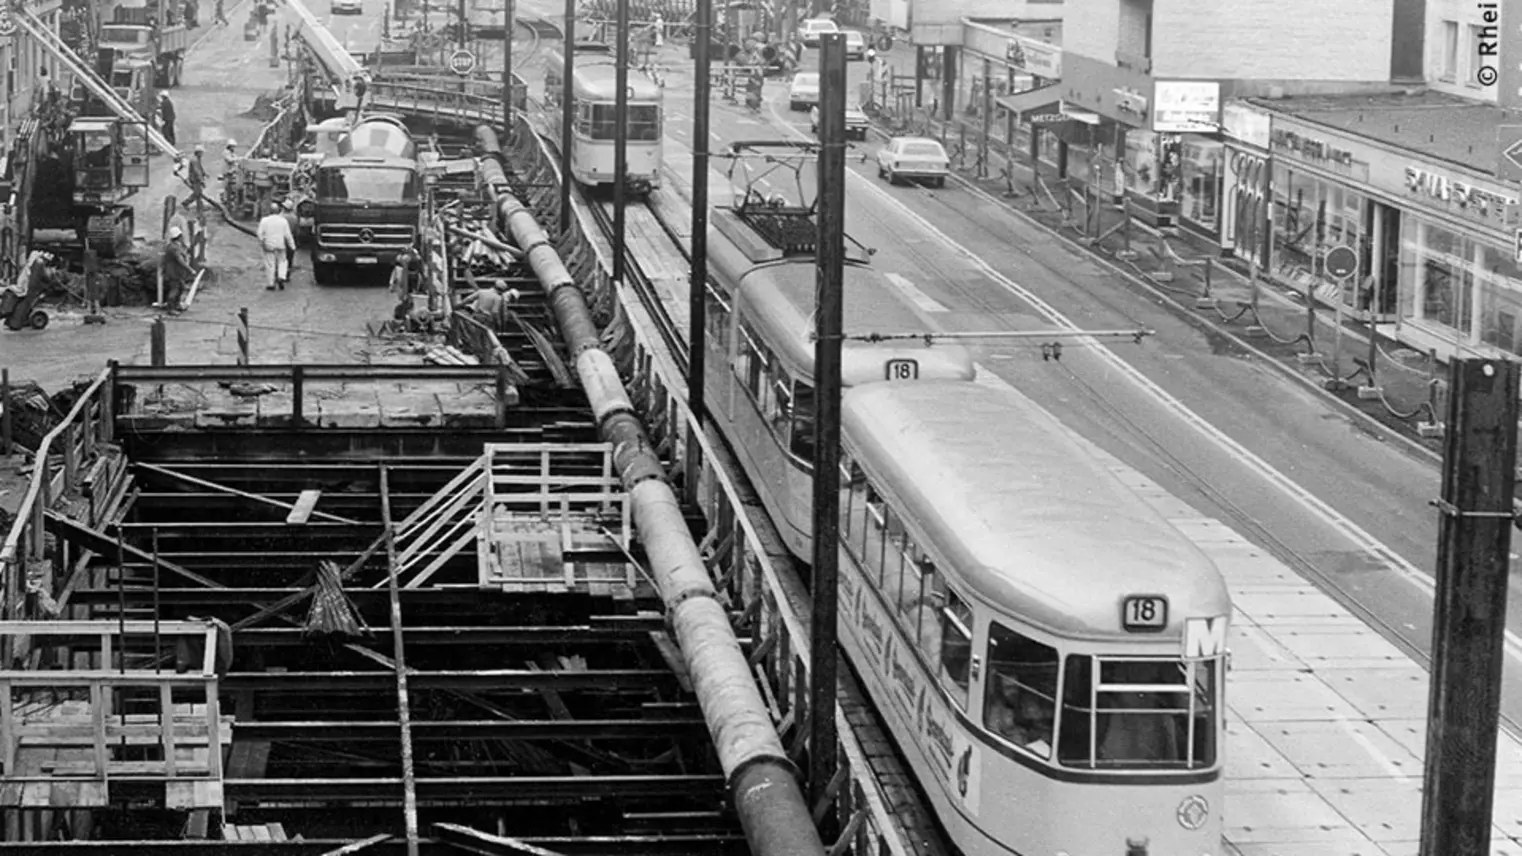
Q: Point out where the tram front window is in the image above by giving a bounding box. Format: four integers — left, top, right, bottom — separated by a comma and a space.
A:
983, 621, 1059, 759
1057, 656, 1218, 770
587, 104, 662, 141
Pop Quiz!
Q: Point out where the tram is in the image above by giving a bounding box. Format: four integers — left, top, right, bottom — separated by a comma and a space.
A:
834, 380, 1231, 856
701, 204, 976, 559
543, 42, 664, 193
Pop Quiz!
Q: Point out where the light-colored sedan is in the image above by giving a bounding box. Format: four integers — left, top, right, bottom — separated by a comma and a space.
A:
788, 72, 820, 111
810, 103, 869, 139
844, 30, 866, 59
797, 17, 839, 47
330, 0, 362, 13
876, 136, 951, 187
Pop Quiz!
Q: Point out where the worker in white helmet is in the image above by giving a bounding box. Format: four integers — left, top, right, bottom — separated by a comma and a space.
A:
256, 201, 295, 290
159, 225, 194, 312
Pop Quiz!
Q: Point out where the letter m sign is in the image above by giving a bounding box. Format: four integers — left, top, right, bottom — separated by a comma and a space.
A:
1182, 616, 1229, 660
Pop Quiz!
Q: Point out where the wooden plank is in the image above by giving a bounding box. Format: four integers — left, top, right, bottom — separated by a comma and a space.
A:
267, 822, 289, 841
251, 824, 273, 841
47, 760, 210, 775
284, 490, 322, 525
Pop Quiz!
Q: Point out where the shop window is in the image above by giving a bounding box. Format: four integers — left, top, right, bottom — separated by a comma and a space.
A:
938, 589, 974, 708
983, 622, 1058, 759
1405, 219, 1475, 336
1476, 245, 1522, 356
1440, 20, 1458, 82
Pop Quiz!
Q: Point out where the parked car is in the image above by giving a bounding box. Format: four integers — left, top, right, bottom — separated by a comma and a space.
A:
788, 72, 821, 111
331, 0, 362, 13
810, 102, 869, 139
844, 30, 866, 59
797, 17, 839, 47
876, 136, 951, 187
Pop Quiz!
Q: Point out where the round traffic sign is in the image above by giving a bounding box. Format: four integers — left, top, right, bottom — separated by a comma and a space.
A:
0, 11, 16, 37
1324, 244, 1358, 279
448, 49, 478, 76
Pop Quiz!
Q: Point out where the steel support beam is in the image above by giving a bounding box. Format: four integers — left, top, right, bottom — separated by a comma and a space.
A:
134, 463, 362, 524
231, 626, 667, 646
231, 718, 708, 741
0, 836, 746, 855
223, 775, 725, 801
219, 669, 679, 692
434, 823, 566, 856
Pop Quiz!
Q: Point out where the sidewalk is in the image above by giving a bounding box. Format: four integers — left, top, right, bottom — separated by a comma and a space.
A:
860, 43, 1449, 458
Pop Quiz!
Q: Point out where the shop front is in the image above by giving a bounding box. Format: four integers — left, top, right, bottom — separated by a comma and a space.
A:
1221, 102, 1273, 267
1257, 111, 1522, 359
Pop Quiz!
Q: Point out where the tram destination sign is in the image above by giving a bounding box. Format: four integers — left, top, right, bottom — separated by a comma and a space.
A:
1121, 594, 1168, 632
449, 49, 478, 77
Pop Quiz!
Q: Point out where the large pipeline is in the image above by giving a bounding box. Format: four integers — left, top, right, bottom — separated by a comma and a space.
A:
473, 125, 827, 856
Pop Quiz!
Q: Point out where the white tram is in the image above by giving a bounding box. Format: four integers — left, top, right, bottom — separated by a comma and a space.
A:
834, 381, 1231, 856
543, 42, 663, 193
701, 207, 976, 559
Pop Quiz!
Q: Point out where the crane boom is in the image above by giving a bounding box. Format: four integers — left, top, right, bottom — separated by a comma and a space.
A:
273, 0, 367, 109
12, 7, 179, 159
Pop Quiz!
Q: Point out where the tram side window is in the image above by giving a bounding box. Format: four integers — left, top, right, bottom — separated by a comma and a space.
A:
773, 367, 794, 435
842, 460, 872, 562
912, 557, 945, 667
736, 321, 771, 407
862, 485, 888, 585
938, 589, 973, 708
983, 622, 1058, 759
789, 382, 816, 459
838, 454, 857, 542
1058, 657, 1213, 770
704, 283, 731, 353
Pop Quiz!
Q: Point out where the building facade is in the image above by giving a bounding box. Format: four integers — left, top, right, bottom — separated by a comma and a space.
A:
0, 0, 69, 146
1046, 0, 1417, 238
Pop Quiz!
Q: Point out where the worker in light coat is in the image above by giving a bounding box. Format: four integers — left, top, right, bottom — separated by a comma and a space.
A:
256, 202, 295, 290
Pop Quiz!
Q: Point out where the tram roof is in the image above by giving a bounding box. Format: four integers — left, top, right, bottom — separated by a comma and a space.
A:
735, 261, 975, 385
547, 51, 663, 101
842, 381, 1231, 643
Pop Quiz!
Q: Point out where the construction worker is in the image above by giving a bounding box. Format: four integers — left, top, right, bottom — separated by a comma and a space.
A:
159, 226, 194, 313
256, 201, 294, 290
214, 0, 228, 25
157, 92, 177, 146
281, 198, 298, 276
185, 144, 207, 207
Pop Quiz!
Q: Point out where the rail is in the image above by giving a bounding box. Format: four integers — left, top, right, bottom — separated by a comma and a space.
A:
0, 366, 115, 628
538, 133, 914, 855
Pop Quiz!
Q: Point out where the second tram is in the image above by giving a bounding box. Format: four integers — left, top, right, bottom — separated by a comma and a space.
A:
544, 42, 664, 193
701, 203, 976, 559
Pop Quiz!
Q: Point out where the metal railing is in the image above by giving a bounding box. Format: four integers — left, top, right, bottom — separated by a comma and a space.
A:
0, 366, 115, 628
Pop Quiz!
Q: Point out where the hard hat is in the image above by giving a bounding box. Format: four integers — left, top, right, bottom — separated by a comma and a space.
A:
167, 225, 183, 239
193, 143, 205, 153
282, 198, 295, 210
225, 138, 237, 148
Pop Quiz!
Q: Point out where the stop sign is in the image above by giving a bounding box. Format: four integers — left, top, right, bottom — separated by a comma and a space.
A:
449, 49, 478, 76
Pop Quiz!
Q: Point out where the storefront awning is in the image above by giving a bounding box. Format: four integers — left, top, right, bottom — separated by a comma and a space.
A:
995, 85, 1062, 121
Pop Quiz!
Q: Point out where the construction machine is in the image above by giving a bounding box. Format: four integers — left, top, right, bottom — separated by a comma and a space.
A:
10, 112, 151, 263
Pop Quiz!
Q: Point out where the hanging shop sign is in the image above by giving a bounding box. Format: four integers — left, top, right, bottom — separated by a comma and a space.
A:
1404, 166, 1519, 228
1153, 81, 1220, 133
1113, 88, 1148, 123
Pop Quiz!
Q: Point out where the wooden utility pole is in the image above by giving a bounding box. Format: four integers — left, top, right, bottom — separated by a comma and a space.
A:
557, 0, 574, 236
807, 30, 846, 820
687, 0, 712, 425
611, 0, 629, 284
1419, 357, 1520, 856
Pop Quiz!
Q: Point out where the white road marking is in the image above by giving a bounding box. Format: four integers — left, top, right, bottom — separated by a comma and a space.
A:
884, 272, 948, 313
763, 100, 1522, 664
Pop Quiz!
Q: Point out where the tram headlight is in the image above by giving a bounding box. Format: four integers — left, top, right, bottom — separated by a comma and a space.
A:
1176, 793, 1210, 830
